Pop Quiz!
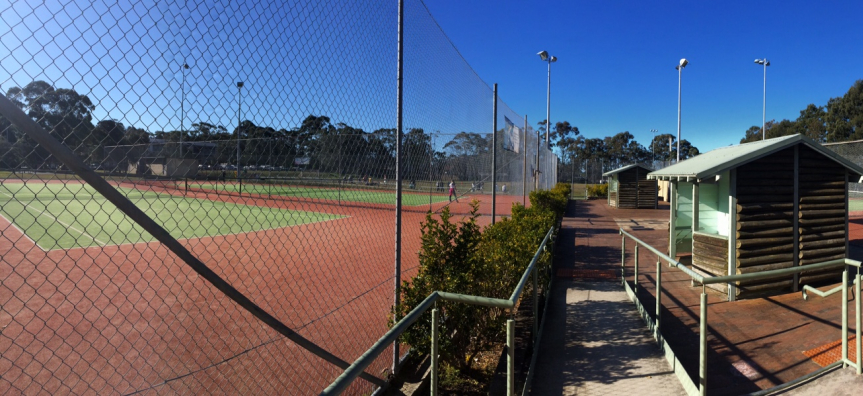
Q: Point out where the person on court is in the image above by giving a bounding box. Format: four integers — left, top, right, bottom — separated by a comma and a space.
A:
448, 180, 458, 202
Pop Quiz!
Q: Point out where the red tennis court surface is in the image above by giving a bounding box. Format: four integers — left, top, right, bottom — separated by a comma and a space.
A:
848, 216, 863, 247
0, 181, 526, 394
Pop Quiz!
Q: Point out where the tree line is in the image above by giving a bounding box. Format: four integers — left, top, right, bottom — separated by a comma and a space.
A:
740, 79, 863, 143
540, 119, 699, 182
0, 80, 499, 182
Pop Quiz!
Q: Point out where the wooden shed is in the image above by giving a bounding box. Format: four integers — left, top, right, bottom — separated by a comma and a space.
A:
647, 135, 863, 300
603, 164, 657, 209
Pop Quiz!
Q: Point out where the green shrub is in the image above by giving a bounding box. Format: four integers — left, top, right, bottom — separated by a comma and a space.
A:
395, 188, 562, 379
587, 183, 608, 197
552, 182, 571, 198
395, 202, 484, 370
529, 188, 568, 219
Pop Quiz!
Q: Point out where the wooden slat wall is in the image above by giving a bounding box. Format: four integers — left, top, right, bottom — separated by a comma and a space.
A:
692, 232, 727, 277
797, 146, 845, 286
615, 167, 657, 209
734, 148, 795, 297
637, 179, 657, 209
617, 168, 640, 208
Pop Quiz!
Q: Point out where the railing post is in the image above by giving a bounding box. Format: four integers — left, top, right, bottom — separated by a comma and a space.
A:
431, 308, 439, 395
857, 270, 861, 374
621, 236, 626, 284
656, 260, 661, 339
507, 319, 515, 396
843, 268, 848, 367
634, 245, 639, 295
700, 289, 707, 396
533, 268, 538, 343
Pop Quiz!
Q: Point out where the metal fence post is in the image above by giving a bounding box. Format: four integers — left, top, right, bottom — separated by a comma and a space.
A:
656, 260, 661, 339
393, 0, 405, 375
621, 236, 626, 283
533, 268, 538, 343
634, 245, 639, 295
700, 288, 707, 396
843, 268, 848, 367
431, 308, 439, 395
507, 318, 515, 396
857, 270, 861, 374
492, 83, 498, 224
523, 114, 528, 205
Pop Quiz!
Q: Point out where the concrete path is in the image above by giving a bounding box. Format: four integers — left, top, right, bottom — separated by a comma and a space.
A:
531, 279, 685, 395
531, 199, 684, 395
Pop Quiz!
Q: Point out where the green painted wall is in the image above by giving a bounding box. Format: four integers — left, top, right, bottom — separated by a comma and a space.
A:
696, 171, 731, 236
676, 181, 692, 253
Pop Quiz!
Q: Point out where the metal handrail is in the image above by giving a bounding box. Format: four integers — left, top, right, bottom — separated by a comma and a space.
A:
803, 278, 858, 300
619, 228, 862, 396
619, 228, 704, 283
322, 226, 555, 395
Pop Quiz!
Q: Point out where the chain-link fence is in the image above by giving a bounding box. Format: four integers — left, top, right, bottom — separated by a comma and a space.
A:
0, 0, 556, 394
823, 140, 863, 217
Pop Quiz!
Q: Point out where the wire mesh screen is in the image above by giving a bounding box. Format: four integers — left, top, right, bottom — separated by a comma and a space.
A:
0, 0, 555, 394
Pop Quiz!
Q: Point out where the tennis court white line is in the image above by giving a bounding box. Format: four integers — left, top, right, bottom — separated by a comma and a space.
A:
0, 191, 108, 247
0, 211, 46, 251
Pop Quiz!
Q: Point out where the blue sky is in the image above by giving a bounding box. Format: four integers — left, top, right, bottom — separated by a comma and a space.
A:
423, 0, 863, 152
2, 0, 861, 156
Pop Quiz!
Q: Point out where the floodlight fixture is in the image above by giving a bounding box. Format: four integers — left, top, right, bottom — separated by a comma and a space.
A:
180, 62, 191, 157
675, 58, 688, 162
754, 59, 770, 140
537, 50, 558, 170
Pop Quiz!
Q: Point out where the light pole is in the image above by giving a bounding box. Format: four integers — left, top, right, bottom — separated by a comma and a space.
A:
237, 81, 243, 191
675, 58, 688, 163
537, 51, 557, 149
180, 63, 189, 158
650, 129, 658, 166
754, 58, 770, 140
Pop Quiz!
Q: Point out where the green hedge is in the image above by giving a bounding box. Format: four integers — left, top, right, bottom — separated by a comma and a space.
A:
394, 185, 568, 379
587, 183, 608, 197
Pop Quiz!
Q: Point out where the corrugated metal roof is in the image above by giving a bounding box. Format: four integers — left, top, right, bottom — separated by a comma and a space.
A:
647, 134, 863, 181
602, 164, 652, 177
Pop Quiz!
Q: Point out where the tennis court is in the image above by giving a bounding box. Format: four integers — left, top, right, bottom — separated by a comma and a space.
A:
176, 180, 451, 206
0, 181, 344, 250
850, 189, 863, 213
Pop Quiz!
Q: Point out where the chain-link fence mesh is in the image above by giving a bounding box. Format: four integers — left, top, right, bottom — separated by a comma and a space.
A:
823, 140, 863, 216
0, 0, 556, 394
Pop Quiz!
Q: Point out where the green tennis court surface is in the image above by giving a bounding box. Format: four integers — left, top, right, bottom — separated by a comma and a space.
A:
183, 182, 451, 206
0, 182, 344, 250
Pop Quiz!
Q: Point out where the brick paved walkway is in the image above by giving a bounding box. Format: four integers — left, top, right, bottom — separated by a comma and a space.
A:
531, 200, 684, 395
530, 199, 863, 395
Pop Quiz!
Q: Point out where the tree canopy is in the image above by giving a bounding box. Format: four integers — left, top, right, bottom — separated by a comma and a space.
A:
741, 79, 863, 143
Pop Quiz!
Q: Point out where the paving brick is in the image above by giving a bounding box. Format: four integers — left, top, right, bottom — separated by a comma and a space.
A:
531, 199, 863, 395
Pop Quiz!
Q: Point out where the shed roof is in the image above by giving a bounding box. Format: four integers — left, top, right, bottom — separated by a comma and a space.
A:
602, 164, 653, 177
647, 134, 863, 181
